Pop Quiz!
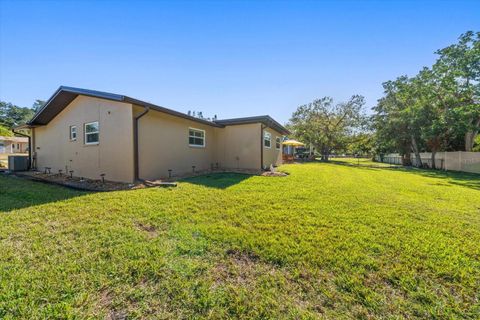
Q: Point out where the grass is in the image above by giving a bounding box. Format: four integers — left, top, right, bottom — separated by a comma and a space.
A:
1, 161, 480, 319
329, 157, 399, 168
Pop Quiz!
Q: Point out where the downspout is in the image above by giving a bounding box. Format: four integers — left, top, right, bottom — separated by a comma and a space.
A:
260, 124, 266, 170
11, 128, 32, 169
133, 106, 150, 181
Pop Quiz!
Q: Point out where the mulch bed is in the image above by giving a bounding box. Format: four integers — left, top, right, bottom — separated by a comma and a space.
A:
4, 168, 287, 191
261, 171, 288, 177
10, 171, 143, 191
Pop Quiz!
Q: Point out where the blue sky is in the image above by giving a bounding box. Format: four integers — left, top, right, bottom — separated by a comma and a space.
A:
1, 0, 479, 123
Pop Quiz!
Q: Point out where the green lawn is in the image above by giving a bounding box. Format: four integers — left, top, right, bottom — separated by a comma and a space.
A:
1, 161, 479, 319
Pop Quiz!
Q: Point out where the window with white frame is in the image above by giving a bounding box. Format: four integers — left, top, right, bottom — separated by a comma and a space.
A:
264, 131, 271, 148
70, 125, 77, 141
189, 128, 205, 147
275, 136, 281, 150
84, 121, 99, 145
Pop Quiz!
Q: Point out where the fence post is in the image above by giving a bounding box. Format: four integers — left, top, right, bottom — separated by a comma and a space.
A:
459, 151, 462, 171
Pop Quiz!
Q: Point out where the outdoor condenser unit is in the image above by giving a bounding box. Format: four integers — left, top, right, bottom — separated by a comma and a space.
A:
8, 155, 29, 171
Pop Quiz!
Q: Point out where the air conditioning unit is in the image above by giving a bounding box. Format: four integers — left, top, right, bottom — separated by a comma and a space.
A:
8, 155, 29, 171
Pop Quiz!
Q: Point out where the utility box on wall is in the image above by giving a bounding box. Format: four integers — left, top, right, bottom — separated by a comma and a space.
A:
8, 155, 29, 171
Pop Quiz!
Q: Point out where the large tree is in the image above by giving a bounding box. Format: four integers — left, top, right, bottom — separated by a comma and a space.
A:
288, 95, 367, 161
373, 31, 480, 169
373, 76, 426, 166
32, 99, 46, 112
0, 101, 36, 128
433, 31, 480, 151
0, 124, 13, 137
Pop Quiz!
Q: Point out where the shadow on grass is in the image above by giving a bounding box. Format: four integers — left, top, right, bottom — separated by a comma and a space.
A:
328, 159, 400, 169
181, 172, 253, 189
0, 174, 87, 212
328, 160, 480, 191
408, 169, 480, 191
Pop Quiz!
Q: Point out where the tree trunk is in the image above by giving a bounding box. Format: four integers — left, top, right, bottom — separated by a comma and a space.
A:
411, 135, 422, 167
431, 150, 437, 169
404, 152, 412, 166
465, 131, 478, 151
465, 118, 480, 151
323, 147, 330, 161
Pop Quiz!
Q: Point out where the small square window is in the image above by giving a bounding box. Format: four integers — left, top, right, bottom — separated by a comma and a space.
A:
84, 122, 99, 145
189, 128, 205, 147
70, 126, 77, 141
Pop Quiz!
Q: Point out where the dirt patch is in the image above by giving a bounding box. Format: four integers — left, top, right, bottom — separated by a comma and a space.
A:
106, 310, 127, 320
211, 250, 276, 287
99, 289, 113, 309
97, 288, 129, 320
135, 222, 159, 238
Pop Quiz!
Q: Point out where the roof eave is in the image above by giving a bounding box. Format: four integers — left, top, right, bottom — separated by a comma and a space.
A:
124, 97, 224, 128
215, 115, 289, 135
28, 86, 223, 128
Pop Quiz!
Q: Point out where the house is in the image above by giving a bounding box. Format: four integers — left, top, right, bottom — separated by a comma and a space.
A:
24, 86, 289, 183
0, 136, 29, 154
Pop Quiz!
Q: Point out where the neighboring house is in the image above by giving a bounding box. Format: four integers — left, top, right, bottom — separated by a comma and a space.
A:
24, 86, 289, 183
0, 136, 29, 154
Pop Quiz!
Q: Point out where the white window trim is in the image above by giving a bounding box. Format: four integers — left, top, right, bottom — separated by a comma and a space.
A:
84, 121, 99, 145
264, 131, 271, 148
70, 125, 77, 141
275, 136, 281, 150
188, 127, 206, 148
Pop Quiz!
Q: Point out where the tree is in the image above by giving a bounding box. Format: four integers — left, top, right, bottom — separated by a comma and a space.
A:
434, 31, 480, 151
32, 99, 46, 112
0, 124, 13, 137
346, 132, 375, 156
373, 76, 425, 166
473, 135, 480, 152
411, 68, 452, 169
0, 101, 36, 128
288, 95, 367, 161
373, 31, 480, 169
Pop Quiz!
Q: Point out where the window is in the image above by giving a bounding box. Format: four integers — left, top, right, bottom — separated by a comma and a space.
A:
17, 143, 20, 149
70, 126, 77, 141
189, 128, 205, 147
276, 136, 281, 150
264, 131, 271, 148
84, 122, 99, 145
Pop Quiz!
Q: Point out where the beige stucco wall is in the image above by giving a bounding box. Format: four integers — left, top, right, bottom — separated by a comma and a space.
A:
262, 126, 283, 168
33, 96, 135, 182
32, 95, 284, 182
215, 123, 262, 170
136, 107, 218, 180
